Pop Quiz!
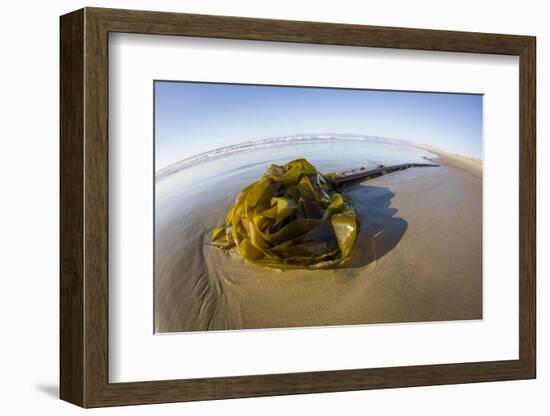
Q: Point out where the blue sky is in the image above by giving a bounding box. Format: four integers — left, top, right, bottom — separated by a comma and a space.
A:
155, 81, 482, 169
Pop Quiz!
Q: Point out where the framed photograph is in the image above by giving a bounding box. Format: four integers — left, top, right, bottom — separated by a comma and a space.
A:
60, 7, 536, 407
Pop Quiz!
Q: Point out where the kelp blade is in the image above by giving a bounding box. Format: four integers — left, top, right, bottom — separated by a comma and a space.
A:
211, 159, 358, 269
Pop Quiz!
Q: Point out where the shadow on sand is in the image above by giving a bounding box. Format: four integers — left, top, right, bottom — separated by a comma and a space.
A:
342, 184, 408, 269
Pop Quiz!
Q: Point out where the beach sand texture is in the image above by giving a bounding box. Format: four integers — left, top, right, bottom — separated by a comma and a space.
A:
155, 151, 482, 332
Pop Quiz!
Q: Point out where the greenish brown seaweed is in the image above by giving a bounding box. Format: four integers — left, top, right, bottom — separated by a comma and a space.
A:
211, 159, 357, 269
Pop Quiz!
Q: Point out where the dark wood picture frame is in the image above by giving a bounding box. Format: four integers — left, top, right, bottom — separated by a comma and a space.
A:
60, 7, 536, 408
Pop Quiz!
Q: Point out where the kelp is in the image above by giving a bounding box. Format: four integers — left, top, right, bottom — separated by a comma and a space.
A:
211, 159, 357, 269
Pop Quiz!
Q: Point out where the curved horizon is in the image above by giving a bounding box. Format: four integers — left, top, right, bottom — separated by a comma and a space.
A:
155, 81, 483, 170
154, 132, 459, 179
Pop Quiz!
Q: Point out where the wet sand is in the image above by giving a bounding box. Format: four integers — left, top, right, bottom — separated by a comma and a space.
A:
155, 151, 482, 332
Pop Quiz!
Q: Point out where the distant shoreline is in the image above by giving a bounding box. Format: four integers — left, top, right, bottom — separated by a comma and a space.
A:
419, 145, 482, 178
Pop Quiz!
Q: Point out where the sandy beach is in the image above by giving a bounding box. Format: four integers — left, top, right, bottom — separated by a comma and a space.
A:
155, 147, 482, 332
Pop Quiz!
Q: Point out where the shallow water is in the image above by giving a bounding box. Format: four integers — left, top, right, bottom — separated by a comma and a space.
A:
156, 140, 435, 220
154, 141, 481, 333
156, 140, 435, 199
